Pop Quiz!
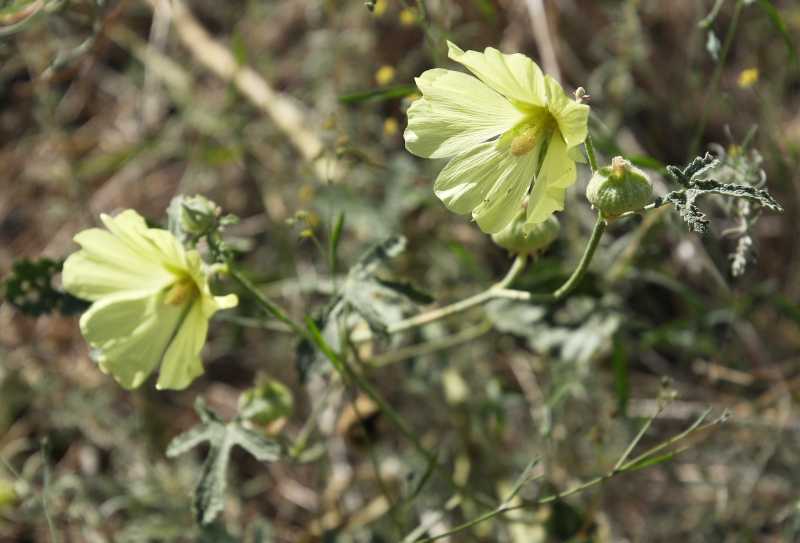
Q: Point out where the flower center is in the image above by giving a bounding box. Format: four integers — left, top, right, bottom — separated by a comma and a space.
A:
164, 277, 198, 306
510, 126, 539, 156
504, 112, 555, 157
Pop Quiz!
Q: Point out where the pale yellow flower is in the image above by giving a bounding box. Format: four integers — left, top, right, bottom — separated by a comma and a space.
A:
404, 42, 590, 233
62, 210, 237, 390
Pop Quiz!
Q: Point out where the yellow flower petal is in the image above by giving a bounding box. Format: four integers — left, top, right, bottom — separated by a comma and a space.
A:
473, 149, 538, 233
433, 141, 514, 215
447, 41, 547, 107
405, 68, 523, 159
80, 289, 184, 389
64, 209, 238, 390
157, 299, 207, 390
63, 228, 173, 301
544, 75, 590, 149
525, 135, 576, 228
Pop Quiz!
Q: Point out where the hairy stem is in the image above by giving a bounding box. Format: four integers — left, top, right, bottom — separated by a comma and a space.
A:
306, 319, 496, 508
229, 267, 309, 340
352, 214, 608, 342
384, 254, 527, 335
412, 408, 727, 543
551, 212, 606, 301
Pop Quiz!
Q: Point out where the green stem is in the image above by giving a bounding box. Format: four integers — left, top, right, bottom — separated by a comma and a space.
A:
367, 320, 493, 367
690, 0, 744, 156
552, 213, 606, 300
352, 214, 608, 341
383, 254, 527, 336
412, 408, 727, 543
229, 267, 309, 339
306, 319, 496, 508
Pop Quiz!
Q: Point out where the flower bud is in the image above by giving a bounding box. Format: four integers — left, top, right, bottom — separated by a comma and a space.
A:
181, 195, 221, 235
238, 377, 294, 426
586, 156, 652, 218
492, 210, 560, 255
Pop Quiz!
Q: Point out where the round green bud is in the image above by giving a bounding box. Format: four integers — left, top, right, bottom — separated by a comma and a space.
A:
180, 195, 221, 236
586, 156, 652, 218
491, 211, 560, 255
238, 377, 294, 426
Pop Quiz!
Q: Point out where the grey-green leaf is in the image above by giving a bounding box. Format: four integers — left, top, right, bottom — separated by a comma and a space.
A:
661, 154, 782, 233
165, 401, 281, 525
195, 433, 234, 524
228, 425, 281, 462
165, 423, 217, 458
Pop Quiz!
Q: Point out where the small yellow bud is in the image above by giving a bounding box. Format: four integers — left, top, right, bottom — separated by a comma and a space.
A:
305, 212, 320, 228
737, 68, 758, 89
375, 65, 396, 86
399, 7, 417, 26
383, 117, 399, 136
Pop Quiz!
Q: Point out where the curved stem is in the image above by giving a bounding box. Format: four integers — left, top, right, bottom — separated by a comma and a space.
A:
368, 319, 493, 368
352, 214, 608, 341
552, 213, 606, 300
411, 409, 727, 543
229, 267, 309, 340
383, 254, 527, 336
231, 214, 605, 341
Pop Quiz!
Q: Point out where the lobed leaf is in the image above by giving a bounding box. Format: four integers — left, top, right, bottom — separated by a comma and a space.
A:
661, 154, 782, 233
165, 400, 281, 525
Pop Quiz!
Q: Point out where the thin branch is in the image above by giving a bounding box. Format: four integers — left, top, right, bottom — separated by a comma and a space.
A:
411, 407, 728, 543
229, 267, 309, 340
384, 254, 527, 336
552, 213, 606, 300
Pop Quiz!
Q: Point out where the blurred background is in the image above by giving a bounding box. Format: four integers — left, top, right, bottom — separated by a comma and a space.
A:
1, 0, 799, 541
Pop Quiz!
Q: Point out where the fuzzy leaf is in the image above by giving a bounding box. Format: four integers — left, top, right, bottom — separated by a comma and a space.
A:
661, 154, 782, 233
297, 235, 431, 380
686, 179, 782, 211
486, 297, 620, 366
166, 399, 280, 524
226, 425, 280, 462
665, 153, 719, 187
661, 191, 709, 233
